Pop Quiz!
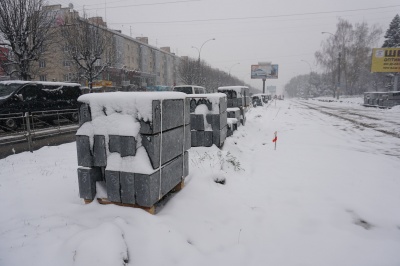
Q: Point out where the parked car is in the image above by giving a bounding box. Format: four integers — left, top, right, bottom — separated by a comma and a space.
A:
0, 81, 82, 131
172, 85, 206, 94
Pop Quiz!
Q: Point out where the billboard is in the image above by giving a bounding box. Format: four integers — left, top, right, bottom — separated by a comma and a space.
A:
371, 48, 400, 73
251, 64, 279, 79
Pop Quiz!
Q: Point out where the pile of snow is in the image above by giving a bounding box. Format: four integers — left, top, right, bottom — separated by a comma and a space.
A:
1, 99, 400, 265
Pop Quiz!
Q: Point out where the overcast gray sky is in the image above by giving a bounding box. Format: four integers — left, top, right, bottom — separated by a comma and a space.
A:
48, 0, 400, 93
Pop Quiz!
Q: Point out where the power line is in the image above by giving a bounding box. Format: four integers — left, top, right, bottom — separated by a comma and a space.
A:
82, 0, 202, 11
107, 4, 400, 24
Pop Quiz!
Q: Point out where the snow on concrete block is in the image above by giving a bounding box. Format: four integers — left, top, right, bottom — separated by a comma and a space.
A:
76, 135, 93, 167
212, 126, 227, 147
77, 167, 102, 200
93, 135, 107, 167
120, 172, 135, 204
78, 103, 91, 126
206, 112, 227, 131
142, 125, 190, 169
105, 170, 121, 203
190, 114, 205, 131
139, 98, 190, 135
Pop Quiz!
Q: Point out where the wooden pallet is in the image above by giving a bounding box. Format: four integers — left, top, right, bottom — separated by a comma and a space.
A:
84, 180, 185, 215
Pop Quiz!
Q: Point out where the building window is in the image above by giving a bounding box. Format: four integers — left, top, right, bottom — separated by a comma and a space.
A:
39, 60, 46, 68
39, 75, 47, 81
63, 73, 74, 81
63, 60, 71, 67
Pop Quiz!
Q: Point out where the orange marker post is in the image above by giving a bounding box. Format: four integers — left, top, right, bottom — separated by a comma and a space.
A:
272, 131, 278, 150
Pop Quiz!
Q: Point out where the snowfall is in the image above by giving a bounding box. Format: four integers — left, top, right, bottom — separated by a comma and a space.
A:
1, 96, 400, 266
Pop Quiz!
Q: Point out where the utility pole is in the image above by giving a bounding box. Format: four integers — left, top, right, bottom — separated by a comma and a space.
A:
337, 52, 341, 100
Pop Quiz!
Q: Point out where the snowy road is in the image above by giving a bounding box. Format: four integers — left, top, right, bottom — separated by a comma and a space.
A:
0, 98, 399, 266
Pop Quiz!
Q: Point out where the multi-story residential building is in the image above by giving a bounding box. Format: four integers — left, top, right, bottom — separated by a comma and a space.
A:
36, 4, 181, 89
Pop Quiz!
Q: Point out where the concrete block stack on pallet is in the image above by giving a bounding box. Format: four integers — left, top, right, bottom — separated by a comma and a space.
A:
217, 86, 250, 126
226, 107, 241, 137
75, 92, 190, 211
188, 93, 227, 148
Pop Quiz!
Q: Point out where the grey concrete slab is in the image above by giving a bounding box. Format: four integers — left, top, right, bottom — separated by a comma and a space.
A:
206, 112, 227, 131
142, 125, 190, 169
77, 167, 102, 200
120, 171, 135, 204
93, 135, 107, 167
135, 153, 188, 207
76, 135, 93, 167
120, 136, 136, 157
139, 99, 189, 135
190, 114, 205, 131
191, 130, 197, 147
109, 135, 120, 153
227, 99, 234, 108
212, 126, 227, 147
204, 131, 213, 147
135, 171, 160, 207
78, 103, 92, 126
105, 170, 121, 203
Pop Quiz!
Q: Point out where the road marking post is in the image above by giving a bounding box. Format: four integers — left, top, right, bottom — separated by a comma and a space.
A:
272, 131, 277, 150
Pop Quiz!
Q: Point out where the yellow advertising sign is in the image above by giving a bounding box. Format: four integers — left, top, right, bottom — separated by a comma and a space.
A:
88, 80, 113, 87
371, 48, 400, 73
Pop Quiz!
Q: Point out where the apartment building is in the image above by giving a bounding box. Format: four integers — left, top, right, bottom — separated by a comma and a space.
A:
36, 4, 181, 89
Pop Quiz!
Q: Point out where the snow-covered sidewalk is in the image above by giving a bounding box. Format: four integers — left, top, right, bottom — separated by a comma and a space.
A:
1, 99, 399, 266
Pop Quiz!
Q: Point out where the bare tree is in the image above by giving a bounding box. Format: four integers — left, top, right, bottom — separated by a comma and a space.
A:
177, 57, 198, 85
0, 0, 56, 80
60, 13, 114, 90
316, 19, 382, 95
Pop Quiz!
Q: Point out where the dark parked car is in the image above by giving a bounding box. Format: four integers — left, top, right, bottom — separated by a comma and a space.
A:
0, 81, 82, 131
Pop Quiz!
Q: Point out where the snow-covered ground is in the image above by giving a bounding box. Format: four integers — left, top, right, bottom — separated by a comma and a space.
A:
1, 98, 400, 266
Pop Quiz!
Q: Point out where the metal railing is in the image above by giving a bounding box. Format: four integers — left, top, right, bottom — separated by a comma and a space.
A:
0, 109, 79, 152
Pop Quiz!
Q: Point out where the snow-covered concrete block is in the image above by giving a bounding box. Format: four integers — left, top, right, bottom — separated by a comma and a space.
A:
108, 135, 120, 154
190, 114, 205, 131
206, 112, 227, 131
120, 172, 135, 204
191, 130, 204, 147
212, 126, 227, 147
78, 103, 91, 126
77, 167, 102, 200
142, 125, 190, 169
135, 153, 188, 207
189, 98, 212, 113
105, 170, 121, 202
76, 135, 93, 167
139, 98, 190, 135
93, 135, 107, 167
227, 99, 234, 108
227, 108, 241, 119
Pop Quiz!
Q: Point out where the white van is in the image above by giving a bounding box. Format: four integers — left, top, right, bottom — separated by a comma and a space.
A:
172, 85, 206, 94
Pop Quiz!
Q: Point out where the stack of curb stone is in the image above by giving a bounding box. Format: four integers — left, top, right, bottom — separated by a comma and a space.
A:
76, 92, 190, 208
226, 107, 241, 137
188, 93, 227, 147
217, 86, 250, 125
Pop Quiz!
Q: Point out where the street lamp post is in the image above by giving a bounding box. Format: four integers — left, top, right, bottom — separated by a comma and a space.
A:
301, 60, 312, 99
191, 38, 215, 85
322, 31, 341, 99
229, 63, 240, 76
